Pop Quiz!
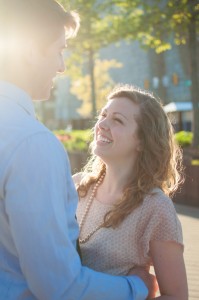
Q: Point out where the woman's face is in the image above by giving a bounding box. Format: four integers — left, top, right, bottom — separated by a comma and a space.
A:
93, 97, 141, 165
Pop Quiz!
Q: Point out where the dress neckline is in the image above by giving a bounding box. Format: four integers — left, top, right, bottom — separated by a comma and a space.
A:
93, 196, 114, 208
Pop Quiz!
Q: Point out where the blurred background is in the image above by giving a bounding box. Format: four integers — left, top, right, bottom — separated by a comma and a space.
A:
35, 0, 198, 135
34, 0, 199, 206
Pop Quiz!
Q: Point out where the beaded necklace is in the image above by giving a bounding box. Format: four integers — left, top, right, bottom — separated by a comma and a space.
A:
79, 173, 106, 244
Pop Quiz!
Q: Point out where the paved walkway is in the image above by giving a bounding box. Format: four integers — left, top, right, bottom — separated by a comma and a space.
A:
175, 204, 199, 300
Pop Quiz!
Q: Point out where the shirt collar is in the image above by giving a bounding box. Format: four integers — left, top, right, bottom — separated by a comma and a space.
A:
0, 80, 36, 118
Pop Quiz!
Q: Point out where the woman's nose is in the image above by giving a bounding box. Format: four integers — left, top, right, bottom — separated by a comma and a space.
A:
98, 118, 110, 131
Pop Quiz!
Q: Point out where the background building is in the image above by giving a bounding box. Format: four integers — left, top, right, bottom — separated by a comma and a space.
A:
36, 38, 193, 131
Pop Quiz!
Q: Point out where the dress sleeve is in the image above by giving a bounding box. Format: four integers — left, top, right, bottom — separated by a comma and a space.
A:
139, 191, 183, 260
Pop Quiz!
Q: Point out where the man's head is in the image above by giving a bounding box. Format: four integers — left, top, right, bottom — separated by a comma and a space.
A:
0, 0, 80, 100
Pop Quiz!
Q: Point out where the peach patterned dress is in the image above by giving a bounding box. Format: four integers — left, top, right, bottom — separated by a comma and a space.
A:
76, 187, 183, 275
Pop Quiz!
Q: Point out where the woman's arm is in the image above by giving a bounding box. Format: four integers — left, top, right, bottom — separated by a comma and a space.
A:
150, 240, 188, 300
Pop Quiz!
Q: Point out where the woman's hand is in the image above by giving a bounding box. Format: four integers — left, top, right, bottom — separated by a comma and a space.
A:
128, 266, 159, 299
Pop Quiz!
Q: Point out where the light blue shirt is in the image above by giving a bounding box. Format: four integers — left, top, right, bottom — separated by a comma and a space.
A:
0, 81, 148, 300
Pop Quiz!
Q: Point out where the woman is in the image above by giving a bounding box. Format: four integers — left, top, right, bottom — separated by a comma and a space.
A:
73, 84, 188, 299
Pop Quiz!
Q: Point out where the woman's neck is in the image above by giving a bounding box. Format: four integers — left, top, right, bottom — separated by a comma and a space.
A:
95, 166, 135, 205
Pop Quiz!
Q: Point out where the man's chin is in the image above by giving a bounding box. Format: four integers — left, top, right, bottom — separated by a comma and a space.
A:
33, 98, 48, 102
33, 91, 51, 101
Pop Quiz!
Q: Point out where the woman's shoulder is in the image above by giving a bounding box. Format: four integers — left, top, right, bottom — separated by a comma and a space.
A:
139, 189, 183, 260
72, 172, 85, 185
143, 188, 176, 215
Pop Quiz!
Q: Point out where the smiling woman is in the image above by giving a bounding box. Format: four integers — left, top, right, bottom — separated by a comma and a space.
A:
94, 97, 141, 165
73, 84, 189, 299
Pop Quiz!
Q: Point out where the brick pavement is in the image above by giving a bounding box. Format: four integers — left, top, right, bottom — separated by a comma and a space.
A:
175, 204, 199, 300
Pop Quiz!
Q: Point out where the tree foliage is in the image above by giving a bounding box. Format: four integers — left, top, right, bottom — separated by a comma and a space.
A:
70, 59, 122, 117
59, 0, 125, 117
112, 0, 199, 147
112, 0, 198, 51
59, 0, 199, 146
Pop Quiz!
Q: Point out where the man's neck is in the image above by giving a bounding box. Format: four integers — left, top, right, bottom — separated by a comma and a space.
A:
0, 73, 32, 99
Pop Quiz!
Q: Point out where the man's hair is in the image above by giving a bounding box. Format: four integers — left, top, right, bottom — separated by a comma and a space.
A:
0, 0, 80, 47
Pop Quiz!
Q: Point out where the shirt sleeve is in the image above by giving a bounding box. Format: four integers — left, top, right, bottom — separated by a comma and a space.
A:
139, 191, 183, 260
4, 131, 148, 300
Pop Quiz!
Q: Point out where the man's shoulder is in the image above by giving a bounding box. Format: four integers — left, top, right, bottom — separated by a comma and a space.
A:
5, 116, 53, 144
23, 117, 52, 137
14, 119, 61, 152
0, 117, 63, 168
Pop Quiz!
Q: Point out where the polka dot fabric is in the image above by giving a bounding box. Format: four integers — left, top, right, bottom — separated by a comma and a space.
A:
76, 188, 183, 275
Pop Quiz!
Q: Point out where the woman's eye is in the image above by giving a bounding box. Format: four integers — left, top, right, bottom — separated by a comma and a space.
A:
98, 113, 106, 119
114, 118, 123, 124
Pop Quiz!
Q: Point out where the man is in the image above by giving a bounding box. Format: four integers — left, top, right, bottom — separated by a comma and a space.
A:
0, 1, 155, 299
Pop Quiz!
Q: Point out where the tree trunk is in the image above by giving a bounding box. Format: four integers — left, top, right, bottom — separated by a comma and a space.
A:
188, 2, 199, 147
148, 49, 168, 104
88, 48, 97, 118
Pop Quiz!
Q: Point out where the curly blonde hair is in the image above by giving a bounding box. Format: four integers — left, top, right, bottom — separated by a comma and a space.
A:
77, 84, 184, 228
